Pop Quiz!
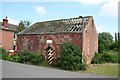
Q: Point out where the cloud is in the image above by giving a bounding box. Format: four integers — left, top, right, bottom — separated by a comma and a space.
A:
35, 6, 47, 16
71, 0, 108, 5
101, 0, 119, 17
7, 18, 19, 25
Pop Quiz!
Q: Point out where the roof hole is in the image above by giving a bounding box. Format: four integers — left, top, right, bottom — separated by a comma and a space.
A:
70, 26, 74, 31
76, 27, 80, 31
73, 27, 77, 31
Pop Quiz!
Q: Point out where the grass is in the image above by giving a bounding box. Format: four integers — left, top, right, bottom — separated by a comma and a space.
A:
83, 63, 119, 77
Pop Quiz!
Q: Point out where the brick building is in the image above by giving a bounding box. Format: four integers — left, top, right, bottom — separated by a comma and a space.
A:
17, 16, 98, 64
0, 17, 18, 51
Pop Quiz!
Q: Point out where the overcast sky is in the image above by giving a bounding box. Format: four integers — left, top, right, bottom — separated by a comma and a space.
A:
0, 0, 119, 38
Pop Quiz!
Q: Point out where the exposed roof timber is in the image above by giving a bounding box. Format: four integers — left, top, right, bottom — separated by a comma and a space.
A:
18, 16, 92, 35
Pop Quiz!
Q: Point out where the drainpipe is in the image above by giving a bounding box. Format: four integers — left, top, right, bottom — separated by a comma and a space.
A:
81, 52, 84, 63
81, 28, 84, 63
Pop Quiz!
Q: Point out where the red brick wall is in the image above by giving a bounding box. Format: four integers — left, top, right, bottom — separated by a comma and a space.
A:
0, 29, 14, 51
17, 33, 83, 59
82, 17, 98, 64
17, 18, 98, 64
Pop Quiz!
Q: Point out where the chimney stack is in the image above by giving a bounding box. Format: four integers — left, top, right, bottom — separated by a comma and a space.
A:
3, 16, 8, 28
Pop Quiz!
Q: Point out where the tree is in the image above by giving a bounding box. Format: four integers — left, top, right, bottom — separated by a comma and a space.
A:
115, 33, 117, 42
98, 32, 113, 53
110, 32, 120, 51
18, 20, 31, 32
118, 32, 120, 42
115, 32, 120, 42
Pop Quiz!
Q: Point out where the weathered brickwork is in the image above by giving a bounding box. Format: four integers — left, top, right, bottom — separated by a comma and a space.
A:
17, 16, 98, 64
82, 18, 98, 64
0, 29, 14, 51
17, 33, 83, 60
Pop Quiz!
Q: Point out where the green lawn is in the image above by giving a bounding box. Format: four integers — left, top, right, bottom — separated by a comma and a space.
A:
83, 63, 119, 77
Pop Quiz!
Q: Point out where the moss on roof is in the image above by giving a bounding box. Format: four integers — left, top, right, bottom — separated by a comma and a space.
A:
18, 16, 92, 35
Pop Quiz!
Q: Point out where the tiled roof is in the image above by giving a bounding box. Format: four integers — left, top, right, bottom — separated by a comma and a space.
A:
18, 16, 92, 35
0, 22, 18, 32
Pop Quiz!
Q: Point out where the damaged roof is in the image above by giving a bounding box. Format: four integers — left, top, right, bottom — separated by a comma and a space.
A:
0, 22, 18, 32
18, 16, 92, 35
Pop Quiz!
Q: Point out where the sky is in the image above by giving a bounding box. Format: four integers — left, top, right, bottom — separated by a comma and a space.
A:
0, 0, 119, 38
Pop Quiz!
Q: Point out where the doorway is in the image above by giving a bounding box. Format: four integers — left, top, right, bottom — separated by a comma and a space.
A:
46, 46, 54, 65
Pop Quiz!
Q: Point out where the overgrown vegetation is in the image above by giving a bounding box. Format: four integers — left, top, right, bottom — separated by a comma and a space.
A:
92, 32, 120, 64
7, 54, 20, 62
55, 43, 87, 70
1, 43, 87, 71
0, 48, 5, 59
1, 49, 46, 66
18, 50, 33, 64
0, 48, 9, 60
91, 51, 119, 64
1, 32, 119, 73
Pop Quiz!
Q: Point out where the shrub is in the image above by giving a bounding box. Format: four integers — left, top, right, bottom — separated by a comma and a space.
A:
1, 48, 46, 66
101, 52, 111, 63
91, 51, 119, 64
0, 48, 20, 62
55, 43, 86, 70
109, 53, 118, 63
110, 41, 120, 51
30, 52, 44, 65
101, 51, 118, 63
0, 54, 1, 59
7, 54, 20, 62
79, 62, 87, 70
0, 47, 6, 54
18, 49, 33, 64
18, 50, 45, 66
118, 51, 120, 63
91, 52, 102, 64
0, 48, 9, 60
